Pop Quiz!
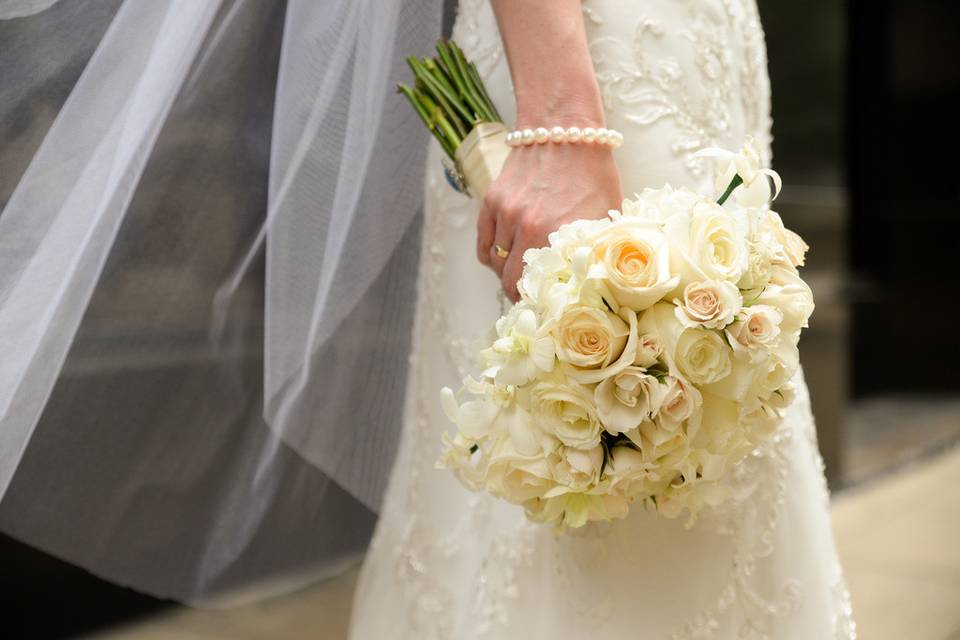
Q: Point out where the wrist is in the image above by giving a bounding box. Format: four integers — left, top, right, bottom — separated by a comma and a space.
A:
514, 72, 605, 129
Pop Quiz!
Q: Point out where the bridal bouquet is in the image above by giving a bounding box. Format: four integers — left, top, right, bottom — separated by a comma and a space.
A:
398, 42, 813, 530
437, 141, 814, 529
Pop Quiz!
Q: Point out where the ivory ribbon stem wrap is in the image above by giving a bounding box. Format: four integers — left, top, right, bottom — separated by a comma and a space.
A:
454, 121, 510, 199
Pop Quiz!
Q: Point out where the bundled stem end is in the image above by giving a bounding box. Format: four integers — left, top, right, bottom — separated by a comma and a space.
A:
399, 39, 503, 161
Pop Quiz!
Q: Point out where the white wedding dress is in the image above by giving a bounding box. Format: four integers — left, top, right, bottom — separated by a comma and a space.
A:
350, 1, 855, 638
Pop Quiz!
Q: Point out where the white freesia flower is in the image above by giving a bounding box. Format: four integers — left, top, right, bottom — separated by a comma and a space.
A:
481, 304, 555, 386
585, 217, 679, 310
675, 279, 742, 329
519, 247, 574, 310
552, 445, 604, 492
708, 136, 782, 209
532, 491, 630, 529
628, 186, 703, 223
737, 239, 776, 295
595, 366, 664, 434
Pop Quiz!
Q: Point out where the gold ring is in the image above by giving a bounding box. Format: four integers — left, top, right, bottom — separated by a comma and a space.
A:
495, 245, 509, 259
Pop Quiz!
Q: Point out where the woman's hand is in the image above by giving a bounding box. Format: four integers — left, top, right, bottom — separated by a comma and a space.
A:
484, 0, 619, 301
477, 140, 622, 301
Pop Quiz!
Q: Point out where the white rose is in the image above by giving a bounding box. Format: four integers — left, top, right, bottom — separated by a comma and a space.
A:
624, 419, 690, 472
484, 436, 556, 503
761, 210, 809, 268
595, 366, 664, 434
756, 265, 814, 335
692, 391, 745, 456
555, 305, 640, 384
531, 377, 604, 449
585, 218, 679, 311
633, 333, 663, 368
481, 304, 556, 386
664, 203, 747, 289
553, 445, 604, 492
675, 279, 742, 329
675, 327, 732, 385
745, 341, 799, 401
726, 304, 783, 357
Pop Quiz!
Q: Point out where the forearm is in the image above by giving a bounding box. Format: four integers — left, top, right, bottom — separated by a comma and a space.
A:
490, 0, 604, 128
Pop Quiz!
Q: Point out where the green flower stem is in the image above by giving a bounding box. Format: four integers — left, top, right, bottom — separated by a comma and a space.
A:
408, 55, 475, 127
421, 57, 469, 137
418, 92, 461, 156
468, 60, 501, 122
400, 84, 456, 159
397, 83, 433, 132
449, 41, 493, 122
435, 41, 480, 120
717, 174, 743, 206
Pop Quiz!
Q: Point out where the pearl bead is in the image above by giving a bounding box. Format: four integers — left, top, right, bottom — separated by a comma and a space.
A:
582, 127, 597, 143
521, 128, 535, 145
596, 128, 609, 145
534, 127, 550, 144
505, 131, 516, 146
550, 126, 567, 142
609, 130, 624, 147
566, 126, 582, 143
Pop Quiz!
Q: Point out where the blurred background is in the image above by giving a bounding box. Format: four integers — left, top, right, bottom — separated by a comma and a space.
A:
1, 0, 958, 638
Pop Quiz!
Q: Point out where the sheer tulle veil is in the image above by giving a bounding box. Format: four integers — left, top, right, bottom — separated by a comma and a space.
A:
0, 0, 441, 603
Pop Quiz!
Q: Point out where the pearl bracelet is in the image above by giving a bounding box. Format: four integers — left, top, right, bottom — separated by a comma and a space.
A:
505, 126, 623, 148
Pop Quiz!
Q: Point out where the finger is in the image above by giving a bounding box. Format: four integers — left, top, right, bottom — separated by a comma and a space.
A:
500, 233, 525, 302
476, 197, 496, 267
490, 212, 514, 278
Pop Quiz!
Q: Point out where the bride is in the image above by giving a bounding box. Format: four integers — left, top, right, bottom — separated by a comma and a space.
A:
350, 1, 855, 638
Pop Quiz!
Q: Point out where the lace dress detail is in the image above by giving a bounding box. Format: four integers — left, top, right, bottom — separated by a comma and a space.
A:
350, 2, 854, 638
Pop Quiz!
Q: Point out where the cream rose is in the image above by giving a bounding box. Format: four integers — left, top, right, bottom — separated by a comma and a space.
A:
633, 333, 663, 368
531, 377, 604, 449
556, 305, 639, 384
656, 375, 702, 430
675, 328, 732, 385
555, 305, 628, 369
726, 304, 782, 355
676, 280, 742, 329
595, 366, 664, 434
586, 219, 679, 310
